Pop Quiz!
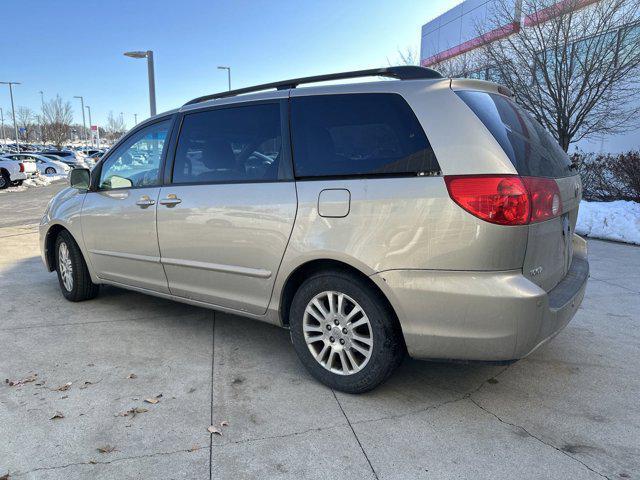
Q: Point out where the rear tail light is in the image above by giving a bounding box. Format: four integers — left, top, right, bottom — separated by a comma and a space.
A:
19, 163, 25, 173
444, 175, 562, 225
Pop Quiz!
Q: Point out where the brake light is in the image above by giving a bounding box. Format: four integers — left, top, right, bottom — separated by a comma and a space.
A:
19, 163, 25, 173
522, 176, 562, 223
444, 175, 562, 225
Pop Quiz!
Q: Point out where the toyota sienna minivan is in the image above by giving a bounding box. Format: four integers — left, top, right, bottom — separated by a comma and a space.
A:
40, 66, 588, 393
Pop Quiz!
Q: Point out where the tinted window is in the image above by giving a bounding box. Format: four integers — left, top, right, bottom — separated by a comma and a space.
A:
99, 119, 170, 190
456, 91, 571, 178
172, 103, 283, 184
291, 93, 439, 178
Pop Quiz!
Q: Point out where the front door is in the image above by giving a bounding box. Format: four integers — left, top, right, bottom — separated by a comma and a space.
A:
156, 100, 296, 315
82, 118, 173, 293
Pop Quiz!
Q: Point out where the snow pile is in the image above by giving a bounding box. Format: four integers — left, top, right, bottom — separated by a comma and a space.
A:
24, 174, 66, 187
576, 200, 640, 245
0, 173, 67, 194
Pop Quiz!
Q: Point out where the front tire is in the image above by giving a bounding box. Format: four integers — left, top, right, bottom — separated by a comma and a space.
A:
55, 231, 99, 302
290, 270, 404, 393
45, 167, 56, 174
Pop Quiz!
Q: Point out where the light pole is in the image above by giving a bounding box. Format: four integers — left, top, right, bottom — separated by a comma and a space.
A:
0, 81, 21, 151
217, 66, 231, 91
73, 95, 87, 147
85, 105, 93, 147
38, 90, 45, 143
0, 107, 5, 146
124, 50, 156, 116
134, 113, 138, 125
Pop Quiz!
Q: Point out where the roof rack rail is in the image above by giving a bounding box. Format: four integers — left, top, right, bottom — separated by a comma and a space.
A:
183, 66, 442, 106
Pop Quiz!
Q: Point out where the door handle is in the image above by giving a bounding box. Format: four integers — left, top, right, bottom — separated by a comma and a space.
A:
159, 194, 182, 207
136, 195, 156, 208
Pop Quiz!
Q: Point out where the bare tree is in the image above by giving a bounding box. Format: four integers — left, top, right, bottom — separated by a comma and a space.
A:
43, 95, 73, 149
478, 0, 640, 151
105, 111, 127, 142
16, 107, 36, 142
388, 46, 419, 66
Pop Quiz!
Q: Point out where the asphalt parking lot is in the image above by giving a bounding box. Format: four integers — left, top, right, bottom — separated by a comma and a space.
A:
1, 183, 639, 479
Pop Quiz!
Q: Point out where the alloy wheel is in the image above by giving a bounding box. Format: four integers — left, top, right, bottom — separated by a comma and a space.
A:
58, 242, 74, 291
303, 291, 373, 375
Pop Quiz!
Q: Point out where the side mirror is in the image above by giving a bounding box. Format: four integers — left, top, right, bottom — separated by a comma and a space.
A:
69, 168, 91, 190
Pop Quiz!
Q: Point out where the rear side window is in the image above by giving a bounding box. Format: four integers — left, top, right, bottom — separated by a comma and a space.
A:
455, 91, 571, 178
291, 93, 440, 178
172, 103, 283, 184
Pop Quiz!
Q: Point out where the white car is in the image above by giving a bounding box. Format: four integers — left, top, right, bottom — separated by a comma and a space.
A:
4, 153, 71, 175
0, 155, 38, 189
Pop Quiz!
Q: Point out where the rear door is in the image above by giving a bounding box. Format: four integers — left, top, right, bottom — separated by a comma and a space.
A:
156, 99, 296, 315
455, 90, 580, 291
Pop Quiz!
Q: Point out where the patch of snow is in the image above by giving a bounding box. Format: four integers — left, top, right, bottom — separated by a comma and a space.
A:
24, 174, 66, 187
0, 174, 66, 194
576, 200, 640, 245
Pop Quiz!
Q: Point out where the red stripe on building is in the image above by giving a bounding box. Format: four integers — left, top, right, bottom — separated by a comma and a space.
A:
523, 0, 599, 26
421, 22, 520, 67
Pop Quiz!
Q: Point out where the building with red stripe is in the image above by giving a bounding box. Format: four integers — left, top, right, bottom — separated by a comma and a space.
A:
420, 0, 639, 153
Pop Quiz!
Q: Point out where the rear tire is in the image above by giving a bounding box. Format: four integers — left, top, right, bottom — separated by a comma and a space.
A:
55, 230, 99, 302
289, 270, 404, 393
0, 172, 9, 189
45, 167, 56, 174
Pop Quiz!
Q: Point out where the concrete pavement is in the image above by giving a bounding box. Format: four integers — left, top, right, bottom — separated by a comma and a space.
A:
0, 184, 638, 479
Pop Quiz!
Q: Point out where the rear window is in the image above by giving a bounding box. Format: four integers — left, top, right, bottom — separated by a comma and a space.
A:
291, 93, 440, 178
456, 91, 571, 178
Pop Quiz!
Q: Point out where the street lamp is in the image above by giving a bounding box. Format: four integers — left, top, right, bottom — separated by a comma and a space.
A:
124, 50, 156, 116
217, 66, 231, 91
85, 105, 93, 147
73, 95, 87, 147
0, 81, 21, 151
0, 107, 5, 146
38, 90, 45, 143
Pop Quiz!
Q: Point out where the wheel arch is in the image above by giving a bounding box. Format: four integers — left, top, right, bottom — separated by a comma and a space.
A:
278, 258, 401, 332
43, 223, 70, 271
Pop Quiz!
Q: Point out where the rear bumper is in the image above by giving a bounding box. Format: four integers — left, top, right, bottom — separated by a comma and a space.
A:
372, 234, 589, 361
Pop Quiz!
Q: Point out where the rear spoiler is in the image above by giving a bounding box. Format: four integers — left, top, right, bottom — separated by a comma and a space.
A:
449, 78, 513, 98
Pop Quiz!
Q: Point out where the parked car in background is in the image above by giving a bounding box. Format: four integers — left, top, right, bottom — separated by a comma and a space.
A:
3, 153, 71, 175
0, 155, 38, 189
40, 150, 87, 169
39, 66, 588, 393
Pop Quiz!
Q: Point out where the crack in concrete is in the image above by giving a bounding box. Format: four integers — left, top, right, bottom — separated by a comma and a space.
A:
211, 423, 346, 449
350, 364, 515, 428
12, 445, 208, 477
209, 312, 216, 480
589, 275, 639, 294
468, 397, 611, 480
0, 311, 207, 332
332, 389, 379, 480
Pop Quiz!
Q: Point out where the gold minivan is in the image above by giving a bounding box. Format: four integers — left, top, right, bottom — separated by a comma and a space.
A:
40, 67, 588, 392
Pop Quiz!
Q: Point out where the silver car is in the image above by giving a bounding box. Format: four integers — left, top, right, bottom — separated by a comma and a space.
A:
39, 67, 588, 392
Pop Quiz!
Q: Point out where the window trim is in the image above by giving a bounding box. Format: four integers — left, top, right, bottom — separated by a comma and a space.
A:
90, 114, 177, 192
289, 92, 441, 181
164, 99, 293, 187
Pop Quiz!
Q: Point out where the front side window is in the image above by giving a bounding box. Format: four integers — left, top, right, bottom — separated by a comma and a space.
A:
99, 119, 171, 190
172, 103, 283, 184
290, 93, 440, 178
